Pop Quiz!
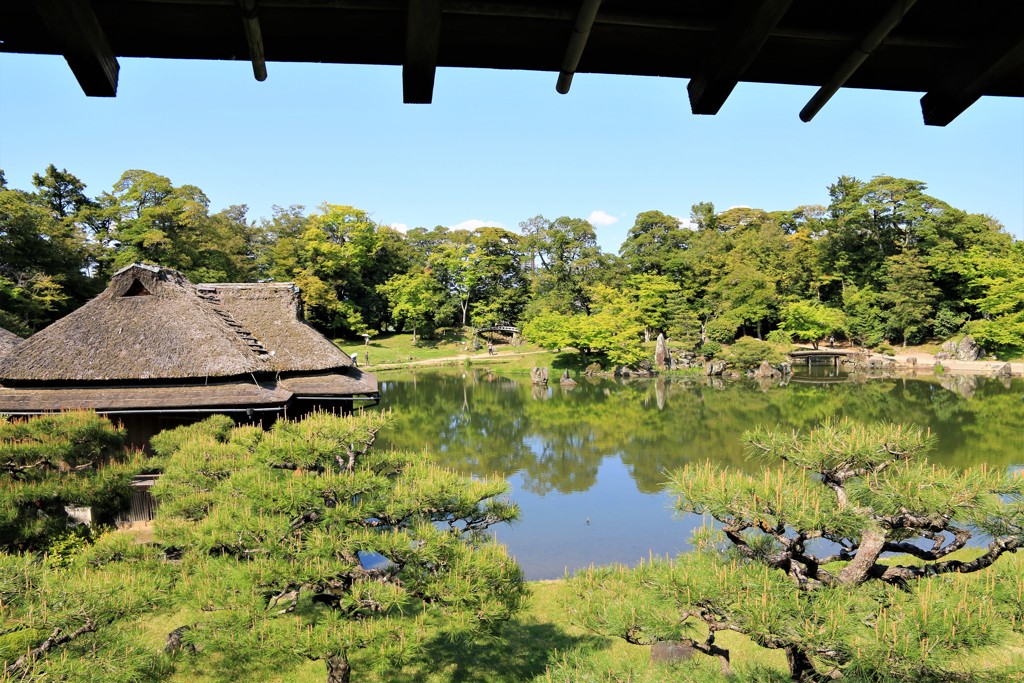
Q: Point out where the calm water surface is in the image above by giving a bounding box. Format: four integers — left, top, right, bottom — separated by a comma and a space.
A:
371, 369, 1024, 579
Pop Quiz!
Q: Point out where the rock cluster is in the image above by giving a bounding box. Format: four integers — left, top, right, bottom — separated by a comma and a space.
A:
940, 336, 984, 361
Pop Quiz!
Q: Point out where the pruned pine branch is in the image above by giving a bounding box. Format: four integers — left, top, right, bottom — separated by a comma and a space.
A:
5, 618, 97, 678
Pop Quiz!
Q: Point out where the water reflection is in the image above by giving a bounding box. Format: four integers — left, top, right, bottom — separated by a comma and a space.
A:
373, 371, 1023, 578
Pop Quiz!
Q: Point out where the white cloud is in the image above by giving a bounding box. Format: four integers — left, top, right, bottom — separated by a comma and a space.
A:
450, 219, 507, 231
587, 210, 618, 227
676, 216, 697, 230
389, 222, 409, 233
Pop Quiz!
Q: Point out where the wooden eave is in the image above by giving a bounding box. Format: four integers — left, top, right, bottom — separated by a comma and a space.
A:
1, 0, 1021, 124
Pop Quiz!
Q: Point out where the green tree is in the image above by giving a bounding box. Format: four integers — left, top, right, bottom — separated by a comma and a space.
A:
881, 248, 938, 346
0, 412, 138, 551
520, 214, 603, 314
265, 204, 412, 336
842, 283, 885, 347
963, 243, 1024, 355
618, 210, 688, 277
566, 419, 1024, 680
780, 300, 845, 349
0, 171, 97, 332
627, 273, 683, 342
378, 268, 446, 342
1, 533, 176, 681
466, 227, 531, 327
151, 411, 525, 683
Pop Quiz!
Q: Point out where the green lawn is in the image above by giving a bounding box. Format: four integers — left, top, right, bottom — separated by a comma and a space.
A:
141, 576, 788, 683
338, 331, 560, 372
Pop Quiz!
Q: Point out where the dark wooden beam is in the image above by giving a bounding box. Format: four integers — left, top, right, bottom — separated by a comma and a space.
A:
404, 0, 442, 104
687, 0, 794, 115
33, 0, 119, 97
238, 0, 267, 81
556, 0, 603, 94
799, 0, 917, 123
921, 37, 1024, 126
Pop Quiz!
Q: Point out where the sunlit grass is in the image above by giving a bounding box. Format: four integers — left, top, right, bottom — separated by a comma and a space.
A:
338, 331, 555, 370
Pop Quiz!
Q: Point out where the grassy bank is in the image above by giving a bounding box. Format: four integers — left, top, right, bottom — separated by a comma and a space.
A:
339, 332, 567, 373
140, 574, 784, 683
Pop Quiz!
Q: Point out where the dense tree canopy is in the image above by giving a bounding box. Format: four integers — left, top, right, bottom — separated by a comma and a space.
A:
1, 165, 1020, 359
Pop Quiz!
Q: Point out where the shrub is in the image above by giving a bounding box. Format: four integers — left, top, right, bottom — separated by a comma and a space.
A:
705, 318, 738, 344
933, 306, 968, 339
726, 336, 785, 369
697, 341, 722, 359
875, 342, 895, 355
765, 329, 792, 346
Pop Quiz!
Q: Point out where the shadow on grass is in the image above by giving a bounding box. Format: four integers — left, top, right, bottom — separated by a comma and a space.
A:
388, 619, 609, 683
550, 352, 595, 374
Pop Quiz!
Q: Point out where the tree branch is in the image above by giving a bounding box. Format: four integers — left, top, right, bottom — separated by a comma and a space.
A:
5, 618, 97, 677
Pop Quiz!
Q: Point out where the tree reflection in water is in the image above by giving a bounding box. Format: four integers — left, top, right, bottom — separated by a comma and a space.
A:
373, 370, 1023, 579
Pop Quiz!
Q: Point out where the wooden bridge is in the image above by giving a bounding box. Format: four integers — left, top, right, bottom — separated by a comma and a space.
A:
788, 348, 856, 368
477, 325, 520, 336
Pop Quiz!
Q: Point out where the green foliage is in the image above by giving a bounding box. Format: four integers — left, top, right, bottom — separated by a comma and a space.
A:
726, 336, 786, 369
882, 249, 939, 345
43, 525, 93, 570
0, 412, 138, 551
704, 316, 738, 344
378, 267, 447, 341
0, 533, 177, 681
764, 329, 792, 346
150, 411, 526, 682
780, 300, 845, 349
697, 341, 721, 359
932, 305, 968, 339
568, 418, 1024, 680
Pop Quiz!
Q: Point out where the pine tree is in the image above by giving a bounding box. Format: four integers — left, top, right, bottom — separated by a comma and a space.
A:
565, 418, 1024, 680
150, 411, 525, 683
0, 411, 140, 551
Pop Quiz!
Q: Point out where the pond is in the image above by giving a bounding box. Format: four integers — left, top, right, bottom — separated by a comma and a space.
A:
371, 369, 1024, 579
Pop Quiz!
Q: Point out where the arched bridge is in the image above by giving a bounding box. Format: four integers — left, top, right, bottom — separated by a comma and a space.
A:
476, 325, 520, 336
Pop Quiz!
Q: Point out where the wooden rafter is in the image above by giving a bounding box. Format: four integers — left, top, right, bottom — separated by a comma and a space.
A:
921, 37, 1024, 126
799, 0, 917, 123
404, 0, 442, 104
238, 0, 268, 82
687, 0, 794, 115
556, 0, 603, 95
33, 0, 119, 97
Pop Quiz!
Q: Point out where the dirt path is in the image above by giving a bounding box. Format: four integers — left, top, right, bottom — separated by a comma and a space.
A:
887, 351, 1022, 376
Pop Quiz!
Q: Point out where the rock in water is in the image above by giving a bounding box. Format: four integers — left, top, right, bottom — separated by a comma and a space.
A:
705, 360, 727, 376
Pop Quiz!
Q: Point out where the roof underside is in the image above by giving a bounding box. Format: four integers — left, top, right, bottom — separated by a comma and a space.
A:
2, 1, 1021, 125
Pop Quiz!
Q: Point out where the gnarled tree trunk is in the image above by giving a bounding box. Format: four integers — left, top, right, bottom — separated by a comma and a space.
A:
326, 655, 351, 683
786, 644, 817, 680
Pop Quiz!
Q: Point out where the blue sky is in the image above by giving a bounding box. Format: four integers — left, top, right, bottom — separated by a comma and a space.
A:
1, 52, 1021, 254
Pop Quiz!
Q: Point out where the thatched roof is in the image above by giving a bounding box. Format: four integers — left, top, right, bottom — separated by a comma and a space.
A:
0, 328, 22, 360
0, 265, 354, 382
279, 369, 379, 398
0, 381, 291, 413
199, 283, 353, 373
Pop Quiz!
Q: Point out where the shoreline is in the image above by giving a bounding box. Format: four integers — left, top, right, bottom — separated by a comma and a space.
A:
880, 351, 1021, 377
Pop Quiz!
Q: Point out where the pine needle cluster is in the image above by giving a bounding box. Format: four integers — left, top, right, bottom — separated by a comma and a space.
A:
565, 417, 1024, 680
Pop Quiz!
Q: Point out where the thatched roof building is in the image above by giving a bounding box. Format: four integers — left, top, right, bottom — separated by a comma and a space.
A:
0, 264, 377, 420
0, 327, 21, 360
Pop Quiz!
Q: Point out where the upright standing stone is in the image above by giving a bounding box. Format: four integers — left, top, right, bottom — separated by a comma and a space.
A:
654, 333, 671, 370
